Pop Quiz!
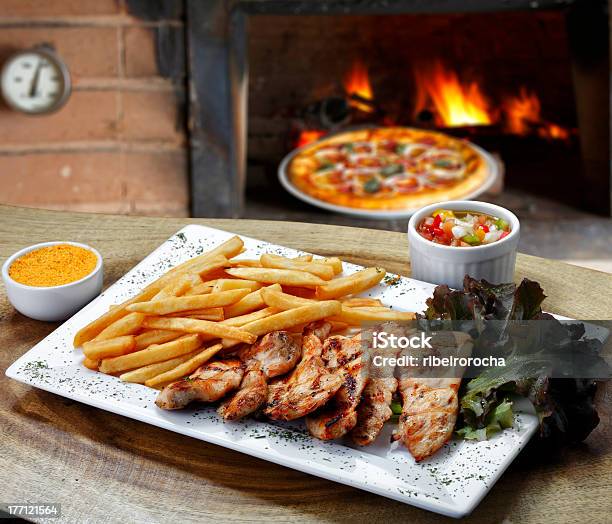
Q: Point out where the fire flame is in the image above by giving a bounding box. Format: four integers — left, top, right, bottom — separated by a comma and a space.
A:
292, 62, 570, 152
543, 123, 570, 140
344, 60, 374, 113
503, 88, 570, 140
503, 88, 540, 135
414, 62, 492, 127
295, 129, 326, 148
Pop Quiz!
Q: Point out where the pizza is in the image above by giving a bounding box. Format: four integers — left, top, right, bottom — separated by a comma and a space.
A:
286, 127, 492, 212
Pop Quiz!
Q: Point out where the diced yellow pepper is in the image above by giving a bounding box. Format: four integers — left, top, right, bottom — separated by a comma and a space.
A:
432, 209, 455, 220
476, 228, 486, 241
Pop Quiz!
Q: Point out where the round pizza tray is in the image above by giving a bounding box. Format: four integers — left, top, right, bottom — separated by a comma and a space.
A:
278, 128, 500, 220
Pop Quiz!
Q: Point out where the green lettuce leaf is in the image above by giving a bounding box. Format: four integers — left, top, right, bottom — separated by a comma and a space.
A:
420, 276, 607, 444
457, 399, 514, 440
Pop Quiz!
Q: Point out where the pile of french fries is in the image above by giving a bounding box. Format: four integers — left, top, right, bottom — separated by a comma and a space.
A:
73, 236, 415, 390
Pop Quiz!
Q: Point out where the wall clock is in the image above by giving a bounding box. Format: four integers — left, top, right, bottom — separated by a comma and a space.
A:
1, 45, 71, 115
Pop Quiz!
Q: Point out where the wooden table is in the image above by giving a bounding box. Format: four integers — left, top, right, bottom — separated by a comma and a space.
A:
1, 204, 610, 523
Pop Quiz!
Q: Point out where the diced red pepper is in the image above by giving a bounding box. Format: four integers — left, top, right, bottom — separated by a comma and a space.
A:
433, 214, 442, 228
500, 231, 509, 239
479, 224, 489, 233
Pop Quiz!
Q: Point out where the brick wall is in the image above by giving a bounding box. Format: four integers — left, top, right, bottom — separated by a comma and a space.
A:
0, 0, 189, 216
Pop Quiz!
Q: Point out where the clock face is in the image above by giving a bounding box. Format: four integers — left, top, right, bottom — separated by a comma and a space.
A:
1, 49, 71, 114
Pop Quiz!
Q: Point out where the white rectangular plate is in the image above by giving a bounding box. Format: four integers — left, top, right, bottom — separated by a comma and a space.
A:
6, 225, 538, 518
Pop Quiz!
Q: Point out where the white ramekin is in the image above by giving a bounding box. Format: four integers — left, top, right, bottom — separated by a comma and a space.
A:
2, 241, 103, 322
407, 201, 520, 289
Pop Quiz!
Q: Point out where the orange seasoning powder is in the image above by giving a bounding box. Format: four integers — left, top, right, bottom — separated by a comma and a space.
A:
9, 244, 98, 287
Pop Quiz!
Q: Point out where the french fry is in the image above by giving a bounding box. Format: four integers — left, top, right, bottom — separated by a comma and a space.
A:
197, 307, 278, 343
211, 279, 262, 293
202, 278, 222, 286
95, 312, 145, 341
119, 350, 201, 383
184, 281, 215, 296
261, 287, 311, 309
83, 357, 100, 370
227, 259, 262, 268
144, 343, 223, 388
168, 307, 224, 321
340, 297, 384, 307
78, 233, 404, 385
217, 307, 277, 327
208, 236, 244, 258
142, 317, 257, 343
204, 268, 236, 281
188, 256, 229, 278
161, 236, 243, 280
223, 300, 341, 348
224, 283, 281, 318
260, 254, 334, 280
83, 335, 136, 360
154, 273, 202, 300
315, 267, 386, 300
74, 238, 242, 347
99, 334, 202, 374
321, 257, 343, 275
147, 258, 227, 303
280, 286, 316, 299
134, 329, 180, 350
152, 257, 227, 298
126, 288, 251, 315
220, 307, 278, 327
226, 268, 327, 288
73, 286, 159, 346
330, 307, 416, 324
261, 288, 411, 325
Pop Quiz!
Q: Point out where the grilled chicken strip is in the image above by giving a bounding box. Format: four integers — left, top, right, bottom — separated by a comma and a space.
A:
396, 331, 472, 461
351, 322, 406, 446
219, 331, 301, 420
156, 359, 244, 410
398, 377, 461, 461
306, 335, 367, 440
265, 321, 343, 421
218, 362, 267, 420
238, 330, 301, 378
351, 376, 397, 446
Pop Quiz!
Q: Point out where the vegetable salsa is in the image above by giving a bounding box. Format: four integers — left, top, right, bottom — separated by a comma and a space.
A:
417, 209, 511, 247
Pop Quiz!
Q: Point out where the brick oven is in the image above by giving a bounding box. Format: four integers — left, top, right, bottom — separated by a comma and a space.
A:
185, 0, 609, 219
0, 0, 609, 226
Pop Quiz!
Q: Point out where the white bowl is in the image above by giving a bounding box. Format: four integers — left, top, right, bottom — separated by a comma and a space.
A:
2, 241, 103, 322
407, 201, 520, 289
